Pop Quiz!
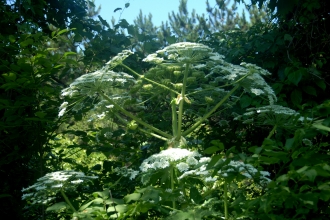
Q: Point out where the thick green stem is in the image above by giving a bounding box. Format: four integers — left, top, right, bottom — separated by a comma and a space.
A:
120, 63, 179, 95
223, 182, 228, 220
60, 189, 76, 213
99, 91, 172, 139
170, 165, 176, 209
171, 92, 178, 137
183, 84, 240, 136
177, 63, 190, 140
267, 124, 277, 139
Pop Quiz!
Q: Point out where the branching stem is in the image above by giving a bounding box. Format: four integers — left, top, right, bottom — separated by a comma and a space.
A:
60, 189, 76, 213
183, 84, 240, 136
120, 63, 179, 95
99, 91, 172, 139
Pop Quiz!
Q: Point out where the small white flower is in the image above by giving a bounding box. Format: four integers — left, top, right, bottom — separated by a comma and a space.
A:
205, 176, 217, 182
260, 171, 271, 177
165, 188, 173, 193
199, 157, 211, 163
35, 186, 47, 191
52, 184, 63, 188
176, 162, 189, 172
71, 179, 83, 184
130, 171, 139, 180
97, 112, 106, 119
59, 102, 68, 109
251, 88, 264, 96
58, 108, 66, 117
186, 157, 198, 165
143, 53, 164, 64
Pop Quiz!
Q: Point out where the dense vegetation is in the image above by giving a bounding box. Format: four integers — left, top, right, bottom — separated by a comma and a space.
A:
1, 0, 329, 219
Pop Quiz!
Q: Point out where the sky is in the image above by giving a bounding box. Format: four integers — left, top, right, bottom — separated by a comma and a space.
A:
93, 0, 247, 27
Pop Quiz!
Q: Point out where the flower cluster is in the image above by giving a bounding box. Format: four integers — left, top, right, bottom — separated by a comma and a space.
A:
234, 105, 303, 130
144, 42, 214, 64
114, 167, 139, 180
106, 50, 134, 69
59, 69, 136, 118
22, 171, 98, 205
139, 148, 201, 173
208, 61, 276, 105
217, 160, 271, 185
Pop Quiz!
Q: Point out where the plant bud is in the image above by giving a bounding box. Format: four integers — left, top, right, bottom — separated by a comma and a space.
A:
127, 120, 138, 130
174, 83, 183, 90
205, 96, 214, 104
173, 71, 182, 76
142, 84, 153, 90
161, 78, 171, 85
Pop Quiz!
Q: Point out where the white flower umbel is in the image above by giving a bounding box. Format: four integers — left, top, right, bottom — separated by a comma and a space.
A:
106, 50, 134, 69
145, 42, 213, 64
139, 148, 201, 173
22, 171, 98, 205
59, 68, 136, 117
114, 167, 140, 180
216, 159, 271, 186
234, 105, 301, 131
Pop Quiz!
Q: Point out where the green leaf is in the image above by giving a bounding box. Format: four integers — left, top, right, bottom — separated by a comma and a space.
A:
35, 111, 47, 118
78, 200, 94, 211
240, 95, 252, 108
312, 122, 330, 132
46, 202, 68, 212
125, 3, 130, 8
20, 38, 34, 47
303, 86, 317, 96
304, 169, 317, 182
107, 204, 127, 213
0, 194, 12, 198
57, 29, 70, 36
2, 72, 17, 81
114, 7, 122, 12
204, 146, 221, 154
190, 187, 203, 204
9, 35, 16, 43
291, 89, 302, 106
284, 138, 294, 150
64, 52, 77, 57
207, 155, 222, 169
288, 71, 302, 85
124, 192, 141, 203
284, 34, 293, 41
276, 174, 289, 182
315, 79, 326, 90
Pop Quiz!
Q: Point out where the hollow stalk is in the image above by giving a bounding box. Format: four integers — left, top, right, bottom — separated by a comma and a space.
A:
176, 63, 190, 141
60, 189, 76, 213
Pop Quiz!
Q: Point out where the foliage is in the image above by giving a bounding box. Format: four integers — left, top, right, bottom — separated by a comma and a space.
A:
2, 0, 330, 219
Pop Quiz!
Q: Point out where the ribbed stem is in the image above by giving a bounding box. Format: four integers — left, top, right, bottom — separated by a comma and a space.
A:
170, 165, 176, 209
223, 182, 228, 220
267, 124, 277, 139
121, 63, 179, 95
171, 92, 178, 137
61, 189, 76, 213
177, 63, 190, 141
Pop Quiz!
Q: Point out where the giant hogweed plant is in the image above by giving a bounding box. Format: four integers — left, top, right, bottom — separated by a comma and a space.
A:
23, 42, 308, 219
